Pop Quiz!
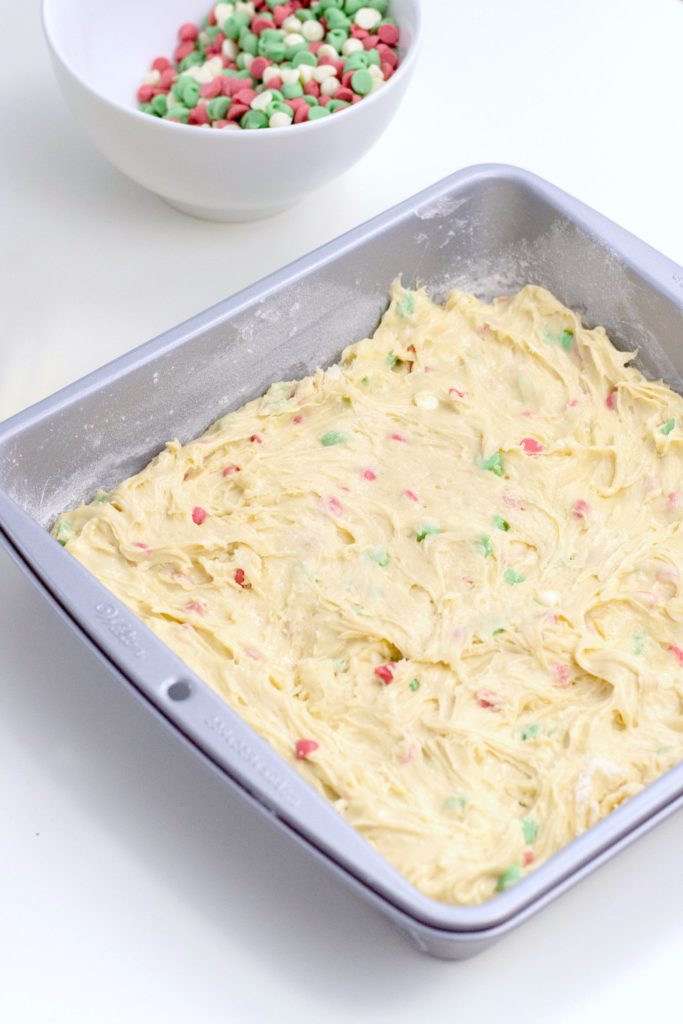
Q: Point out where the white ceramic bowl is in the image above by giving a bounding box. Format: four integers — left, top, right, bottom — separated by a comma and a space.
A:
43, 0, 422, 221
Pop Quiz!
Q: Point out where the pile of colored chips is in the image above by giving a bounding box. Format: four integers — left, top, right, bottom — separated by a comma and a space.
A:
137, 0, 401, 130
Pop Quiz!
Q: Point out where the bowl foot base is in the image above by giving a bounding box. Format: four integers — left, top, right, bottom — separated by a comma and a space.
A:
163, 196, 296, 222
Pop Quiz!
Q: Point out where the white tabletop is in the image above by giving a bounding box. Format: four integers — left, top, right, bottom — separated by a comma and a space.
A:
2, 1, 682, 1021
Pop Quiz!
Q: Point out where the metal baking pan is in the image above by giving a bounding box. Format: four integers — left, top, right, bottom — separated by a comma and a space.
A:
1, 164, 681, 959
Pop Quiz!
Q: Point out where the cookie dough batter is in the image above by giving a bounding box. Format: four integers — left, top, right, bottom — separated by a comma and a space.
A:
55, 284, 683, 905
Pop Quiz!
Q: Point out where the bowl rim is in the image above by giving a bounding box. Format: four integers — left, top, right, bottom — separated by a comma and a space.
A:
41, 0, 423, 140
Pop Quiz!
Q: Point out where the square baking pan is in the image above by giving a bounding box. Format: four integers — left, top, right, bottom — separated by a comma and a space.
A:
1, 164, 682, 959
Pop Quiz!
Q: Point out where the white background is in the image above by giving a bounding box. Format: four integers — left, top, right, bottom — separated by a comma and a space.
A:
1, 1, 682, 1021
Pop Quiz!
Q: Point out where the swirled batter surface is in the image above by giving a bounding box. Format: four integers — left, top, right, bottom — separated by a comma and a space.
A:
55, 284, 683, 904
